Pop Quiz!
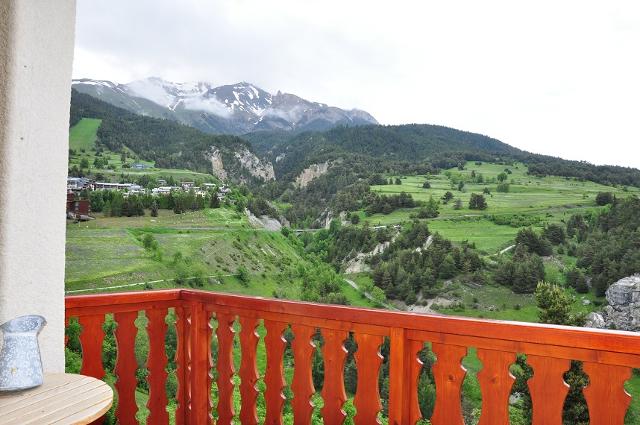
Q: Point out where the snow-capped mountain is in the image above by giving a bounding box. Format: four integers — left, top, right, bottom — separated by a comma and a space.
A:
72, 77, 378, 135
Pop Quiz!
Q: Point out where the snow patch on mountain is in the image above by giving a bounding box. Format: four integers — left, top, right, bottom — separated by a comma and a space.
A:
73, 77, 378, 135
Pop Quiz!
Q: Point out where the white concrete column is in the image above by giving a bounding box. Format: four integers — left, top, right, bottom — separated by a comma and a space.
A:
0, 0, 76, 372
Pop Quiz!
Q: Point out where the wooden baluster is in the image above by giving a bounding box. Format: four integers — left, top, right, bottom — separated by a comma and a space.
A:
184, 309, 193, 422
190, 302, 212, 425
291, 324, 316, 424
205, 313, 214, 418
320, 329, 349, 425
583, 362, 632, 425
146, 308, 169, 425
477, 349, 515, 425
353, 333, 384, 425
174, 306, 188, 425
527, 355, 570, 425
408, 340, 425, 425
216, 313, 236, 425
388, 329, 422, 425
430, 343, 467, 425
264, 320, 288, 425
113, 311, 138, 425
78, 314, 105, 379
239, 317, 260, 425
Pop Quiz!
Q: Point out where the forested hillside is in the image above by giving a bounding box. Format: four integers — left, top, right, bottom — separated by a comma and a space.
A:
247, 124, 640, 187
70, 90, 256, 180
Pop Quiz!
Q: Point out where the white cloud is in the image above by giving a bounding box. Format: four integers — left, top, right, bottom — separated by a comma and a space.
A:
73, 0, 640, 167
182, 97, 233, 118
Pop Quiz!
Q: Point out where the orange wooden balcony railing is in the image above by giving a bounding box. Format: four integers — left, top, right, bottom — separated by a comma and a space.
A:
65, 289, 640, 424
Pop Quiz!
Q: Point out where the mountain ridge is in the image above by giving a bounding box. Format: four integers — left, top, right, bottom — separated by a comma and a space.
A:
72, 77, 378, 135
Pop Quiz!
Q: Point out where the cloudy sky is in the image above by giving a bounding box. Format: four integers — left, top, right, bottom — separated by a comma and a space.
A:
73, 0, 640, 168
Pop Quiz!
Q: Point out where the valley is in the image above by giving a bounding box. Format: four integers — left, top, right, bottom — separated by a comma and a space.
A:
64, 86, 640, 424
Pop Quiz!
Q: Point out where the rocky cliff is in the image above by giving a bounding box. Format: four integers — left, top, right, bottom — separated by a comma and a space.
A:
209, 149, 228, 181
235, 148, 275, 181
207, 147, 274, 182
294, 161, 331, 188
585, 274, 640, 331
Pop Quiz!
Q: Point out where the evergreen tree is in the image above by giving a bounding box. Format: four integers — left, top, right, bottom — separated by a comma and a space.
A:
150, 200, 158, 217
468, 193, 488, 210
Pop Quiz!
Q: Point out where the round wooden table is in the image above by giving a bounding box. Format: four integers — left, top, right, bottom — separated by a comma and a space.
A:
0, 373, 113, 424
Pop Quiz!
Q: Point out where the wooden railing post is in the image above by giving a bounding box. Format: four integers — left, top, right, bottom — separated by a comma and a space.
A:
189, 301, 211, 425
174, 306, 189, 425
388, 328, 409, 425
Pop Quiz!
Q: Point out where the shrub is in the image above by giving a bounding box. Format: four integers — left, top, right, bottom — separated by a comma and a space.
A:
496, 183, 510, 193
236, 266, 250, 286
595, 192, 614, 206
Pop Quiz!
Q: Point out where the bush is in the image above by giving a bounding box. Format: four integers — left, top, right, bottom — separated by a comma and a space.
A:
236, 266, 250, 286
595, 192, 614, 206
496, 183, 510, 193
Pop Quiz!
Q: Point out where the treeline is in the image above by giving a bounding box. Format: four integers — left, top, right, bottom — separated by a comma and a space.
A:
86, 189, 222, 216
363, 192, 416, 215
526, 156, 640, 188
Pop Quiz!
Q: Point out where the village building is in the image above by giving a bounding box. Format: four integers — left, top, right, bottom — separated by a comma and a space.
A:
66, 192, 92, 221
67, 176, 92, 192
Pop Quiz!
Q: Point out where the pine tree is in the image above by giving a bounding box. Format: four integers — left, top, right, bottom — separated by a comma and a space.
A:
150, 200, 158, 217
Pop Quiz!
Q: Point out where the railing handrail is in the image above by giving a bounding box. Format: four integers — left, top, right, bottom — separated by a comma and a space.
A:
66, 288, 640, 356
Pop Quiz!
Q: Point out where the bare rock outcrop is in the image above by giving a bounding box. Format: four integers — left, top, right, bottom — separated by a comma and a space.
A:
344, 234, 399, 274
209, 149, 228, 180
587, 274, 640, 330
245, 208, 282, 231
600, 275, 640, 331
235, 148, 275, 181
208, 147, 275, 182
295, 161, 331, 188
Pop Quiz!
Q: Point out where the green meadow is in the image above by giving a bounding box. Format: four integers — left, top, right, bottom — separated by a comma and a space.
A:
363, 161, 638, 253
69, 118, 102, 151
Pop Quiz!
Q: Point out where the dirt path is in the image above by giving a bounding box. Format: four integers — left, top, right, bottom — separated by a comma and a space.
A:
66, 273, 233, 294
499, 244, 515, 255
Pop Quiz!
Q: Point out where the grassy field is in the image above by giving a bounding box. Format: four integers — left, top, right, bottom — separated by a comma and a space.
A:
69, 118, 102, 151
66, 208, 373, 308
361, 161, 638, 253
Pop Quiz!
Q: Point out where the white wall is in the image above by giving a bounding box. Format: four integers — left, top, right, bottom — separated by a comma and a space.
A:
0, 0, 76, 372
